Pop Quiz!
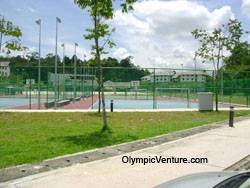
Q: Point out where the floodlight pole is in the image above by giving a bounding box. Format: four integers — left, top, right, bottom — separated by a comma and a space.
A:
0, 16, 4, 53
73, 42, 78, 102
82, 54, 86, 97
153, 68, 156, 109
61, 43, 65, 99
54, 17, 61, 109
36, 19, 41, 109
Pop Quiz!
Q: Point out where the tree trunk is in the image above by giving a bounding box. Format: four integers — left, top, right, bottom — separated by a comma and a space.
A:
100, 67, 108, 131
94, 16, 108, 131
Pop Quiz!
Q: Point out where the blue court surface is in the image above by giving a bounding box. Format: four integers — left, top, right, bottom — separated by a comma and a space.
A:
0, 98, 42, 109
93, 99, 198, 109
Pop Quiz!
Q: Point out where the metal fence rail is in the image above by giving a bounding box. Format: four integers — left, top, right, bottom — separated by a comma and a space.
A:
0, 65, 250, 110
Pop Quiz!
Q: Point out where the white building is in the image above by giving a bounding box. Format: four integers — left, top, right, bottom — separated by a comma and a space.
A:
141, 70, 210, 83
104, 80, 140, 90
141, 72, 173, 83
174, 71, 209, 82
0, 61, 10, 77
150, 72, 173, 83
141, 75, 151, 81
130, 81, 140, 88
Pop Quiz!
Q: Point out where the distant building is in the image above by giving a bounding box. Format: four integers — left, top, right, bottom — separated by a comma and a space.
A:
141, 75, 151, 81
173, 71, 209, 82
104, 80, 140, 90
0, 61, 10, 77
48, 72, 97, 86
130, 81, 140, 88
141, 72, 174, 83
151, 72, 173, 83
141, 70, 210, 83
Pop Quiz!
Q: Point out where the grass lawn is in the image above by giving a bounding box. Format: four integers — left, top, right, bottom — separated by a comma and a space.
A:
219, 95, 248, 106
1, 111, 250, 169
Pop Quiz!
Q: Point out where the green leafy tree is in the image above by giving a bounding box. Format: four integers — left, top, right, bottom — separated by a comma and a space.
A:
74, 0, 136, 131
191, 19, 246, 111
223, 20, 250, 79
192, 28, 227, 111
224, 42, 250, 79
0, 16, 22, 54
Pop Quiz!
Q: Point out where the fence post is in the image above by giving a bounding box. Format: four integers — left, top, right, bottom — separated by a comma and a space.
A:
91, 75, 94, 109
110, 100, 114, 112
82, 66, 84, 97
147, 87, 149, 100
46, 82, 48, 108
29, 76, 31, 110
125, 88, 127, 99
221, 66, 224, 104
153, 68, 156, 109
187, 89, 190, 108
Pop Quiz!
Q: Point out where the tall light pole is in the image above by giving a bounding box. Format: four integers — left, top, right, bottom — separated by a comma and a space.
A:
181, 63, 184, 73
82, 54, 86, 97
61, 43, 65, 99
35, 19, 41, 109
54, 17, 61, 109
73, 42, 78, 101
0, 15, 5, 53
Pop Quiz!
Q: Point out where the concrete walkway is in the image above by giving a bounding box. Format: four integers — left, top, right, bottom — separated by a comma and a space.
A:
1, 119, 250, 188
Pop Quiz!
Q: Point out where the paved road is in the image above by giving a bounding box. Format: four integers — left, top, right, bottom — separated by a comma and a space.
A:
2, 119, 250, 188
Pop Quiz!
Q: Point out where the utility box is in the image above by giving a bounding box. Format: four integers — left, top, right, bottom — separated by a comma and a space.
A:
198, 92, 213, 111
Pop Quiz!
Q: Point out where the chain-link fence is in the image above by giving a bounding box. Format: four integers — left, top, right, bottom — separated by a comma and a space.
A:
0, 65, 250, 110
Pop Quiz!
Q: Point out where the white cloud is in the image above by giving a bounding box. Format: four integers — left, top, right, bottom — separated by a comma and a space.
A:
27, 6, 36, 13
112, 0, 234, 69
31, 37, 91, 61
242, 0, 250, 19
63, 42, 91, 61
112, 47, 130, 59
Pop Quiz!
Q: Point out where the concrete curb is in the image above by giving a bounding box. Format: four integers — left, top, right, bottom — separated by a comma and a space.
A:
0, 107, 249, 112
225, 155, 250, 171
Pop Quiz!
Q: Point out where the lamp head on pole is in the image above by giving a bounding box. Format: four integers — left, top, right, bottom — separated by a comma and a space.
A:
56, 17, 61, 23
75, 42, 78, 47
35, 19, 41, 25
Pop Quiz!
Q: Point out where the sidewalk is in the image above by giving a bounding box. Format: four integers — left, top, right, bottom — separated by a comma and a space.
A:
1, 118, 250, 188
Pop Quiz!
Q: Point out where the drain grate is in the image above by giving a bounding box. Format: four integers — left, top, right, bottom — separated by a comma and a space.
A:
144, 141, 156, 145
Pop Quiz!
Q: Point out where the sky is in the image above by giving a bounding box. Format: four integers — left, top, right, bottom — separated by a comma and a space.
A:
0, 0, 250, 69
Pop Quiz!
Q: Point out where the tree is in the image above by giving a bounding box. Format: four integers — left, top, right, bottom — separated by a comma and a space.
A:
223, 20, 250, 79
191, 19, 246, 111
120, 56, 134, 67
74, 0, 136, 132
0, 16, 22, 54
192, 28, 227, 111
